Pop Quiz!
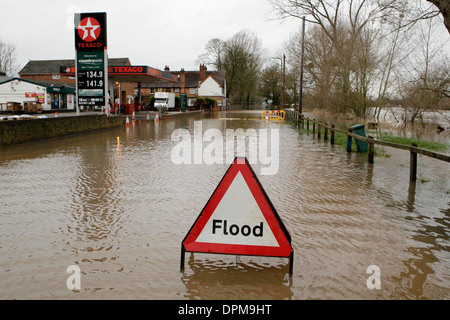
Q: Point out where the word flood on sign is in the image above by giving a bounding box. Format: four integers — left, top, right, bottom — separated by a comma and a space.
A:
180, 157, 294, 275
212, 220, 264, 237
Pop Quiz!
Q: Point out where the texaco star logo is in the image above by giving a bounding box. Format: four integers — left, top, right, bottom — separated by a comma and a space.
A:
78, 17, 101, 42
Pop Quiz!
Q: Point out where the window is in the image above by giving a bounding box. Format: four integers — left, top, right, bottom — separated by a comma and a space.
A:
150, 88, 155, 94
174, 88, 180, 93
189, 88, 196, 95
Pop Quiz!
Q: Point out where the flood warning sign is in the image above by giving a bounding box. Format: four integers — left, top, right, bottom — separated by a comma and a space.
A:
182, 158, 293, 260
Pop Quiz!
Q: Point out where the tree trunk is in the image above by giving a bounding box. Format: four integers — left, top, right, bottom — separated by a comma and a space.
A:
428, 0, 450, 33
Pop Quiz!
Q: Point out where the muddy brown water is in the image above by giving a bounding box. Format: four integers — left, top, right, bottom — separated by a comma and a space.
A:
0, 112, 448, 299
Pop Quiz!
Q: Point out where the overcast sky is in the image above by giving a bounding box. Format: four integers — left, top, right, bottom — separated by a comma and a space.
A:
1, 0, 302, 72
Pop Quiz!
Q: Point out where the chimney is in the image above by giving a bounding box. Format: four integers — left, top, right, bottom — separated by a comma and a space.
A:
164, 66, 170, 72
199, 64, 207, 82
180, 68, 186, 92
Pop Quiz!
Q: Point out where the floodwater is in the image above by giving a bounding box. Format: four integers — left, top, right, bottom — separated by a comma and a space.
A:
0, 112, 449, 300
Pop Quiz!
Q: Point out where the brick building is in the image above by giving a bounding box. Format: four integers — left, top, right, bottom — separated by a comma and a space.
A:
139, 65, 227, 110
19, 58, 137, 110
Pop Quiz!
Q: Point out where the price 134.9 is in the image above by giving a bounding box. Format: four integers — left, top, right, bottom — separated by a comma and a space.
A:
87, 71, 104, 78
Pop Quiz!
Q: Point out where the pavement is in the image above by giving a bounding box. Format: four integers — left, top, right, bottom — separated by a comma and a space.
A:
1, 109, 202, 121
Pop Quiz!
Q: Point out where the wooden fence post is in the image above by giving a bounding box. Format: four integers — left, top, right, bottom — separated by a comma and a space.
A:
318, 123, 321, 139
347, 133, 352, 152
368, 135, 374, 164
331, 124, 335, 145
324, 123, 328, 141
410, 143, 418, 182
307, 118, 310, 131
313, 120, 316, 135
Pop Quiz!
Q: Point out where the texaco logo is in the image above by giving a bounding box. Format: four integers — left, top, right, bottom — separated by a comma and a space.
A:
77, 17, 101, 42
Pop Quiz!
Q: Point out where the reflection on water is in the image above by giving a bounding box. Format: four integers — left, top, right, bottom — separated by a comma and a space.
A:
0, 112, 448, 300
182, 253, 293, 300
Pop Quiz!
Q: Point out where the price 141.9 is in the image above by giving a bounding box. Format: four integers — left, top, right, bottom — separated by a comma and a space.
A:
86, 80, 104, 88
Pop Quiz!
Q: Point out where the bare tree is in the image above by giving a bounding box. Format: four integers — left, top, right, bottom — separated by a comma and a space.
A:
272, 0, 403, 116
197, 38, 225, 71
398, 18, 450, 124
259, 63, 282, 106
0, 40, 19, 77
221, 30, 265, 103
427, 0, 450, 33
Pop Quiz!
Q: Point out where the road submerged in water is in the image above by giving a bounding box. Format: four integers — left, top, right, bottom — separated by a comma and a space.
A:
0, 111, 448, 299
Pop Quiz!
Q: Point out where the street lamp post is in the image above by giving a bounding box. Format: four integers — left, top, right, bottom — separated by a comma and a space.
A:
299, 16, 306, 115
271, 56, 285, 110
283, 54, 286, 110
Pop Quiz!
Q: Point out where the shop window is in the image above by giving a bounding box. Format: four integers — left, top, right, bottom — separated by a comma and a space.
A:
50, 93, 59, 109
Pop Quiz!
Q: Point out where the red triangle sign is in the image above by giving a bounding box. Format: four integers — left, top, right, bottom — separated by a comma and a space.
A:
182, 158, 293, 259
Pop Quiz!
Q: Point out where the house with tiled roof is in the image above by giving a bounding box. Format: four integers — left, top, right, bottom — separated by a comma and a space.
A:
139, 65, 227, 111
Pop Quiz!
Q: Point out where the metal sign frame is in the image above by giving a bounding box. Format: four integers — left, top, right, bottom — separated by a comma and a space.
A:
181, 157, 294, 275
74, 12, 108, 114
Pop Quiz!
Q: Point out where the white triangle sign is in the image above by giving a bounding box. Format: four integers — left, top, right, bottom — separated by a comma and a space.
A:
182, 158, 293, 258
196, 171, 280, 247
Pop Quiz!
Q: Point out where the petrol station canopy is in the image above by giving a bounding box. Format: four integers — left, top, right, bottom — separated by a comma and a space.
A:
60, 65, 178, 84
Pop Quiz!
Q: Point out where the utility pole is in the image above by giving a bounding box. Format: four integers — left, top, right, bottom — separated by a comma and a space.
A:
299, 16, 306, 115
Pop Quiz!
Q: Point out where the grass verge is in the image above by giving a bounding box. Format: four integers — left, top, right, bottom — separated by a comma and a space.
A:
375, 132, 448, 153
288, 121, 448, 156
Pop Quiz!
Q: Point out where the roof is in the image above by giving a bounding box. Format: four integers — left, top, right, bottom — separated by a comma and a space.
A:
0, 77, 75, 94
139, 70, 226, 89
20, 59, 177, 84
0, 75, 11, 83
20, 58, 131, 75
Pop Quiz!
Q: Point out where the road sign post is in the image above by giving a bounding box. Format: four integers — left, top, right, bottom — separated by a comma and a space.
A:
181, 157, 294, 275
180, 93, 187, 112
75, 12, 108, 114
